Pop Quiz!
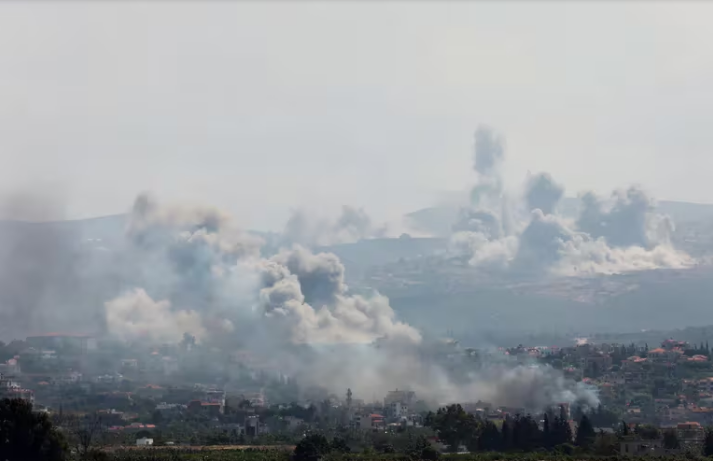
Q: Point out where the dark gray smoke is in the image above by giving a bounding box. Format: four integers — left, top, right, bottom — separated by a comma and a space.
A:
525, 172, 564, 215
512, 210, 571, 272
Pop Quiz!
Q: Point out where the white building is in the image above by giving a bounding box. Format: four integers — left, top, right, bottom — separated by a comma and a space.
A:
136, 437, 154, 446
386, 401, 409, 419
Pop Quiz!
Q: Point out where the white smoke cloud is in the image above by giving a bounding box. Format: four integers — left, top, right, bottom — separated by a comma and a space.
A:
100, 193, 595, 411
282, 205, 387, 247
452, 127, 693, 276
255, 246, 422, 344
104, 288, 206, 343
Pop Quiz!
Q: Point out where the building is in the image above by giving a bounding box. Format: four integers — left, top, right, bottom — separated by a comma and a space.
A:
0, 374, 34, 403
386, 401, 409, 419
0, 358, 20, 375
620, 438, 664, 456
204, 389, 226, 414
120, 359, 139, 371
136, 437, 153, 446
677, 422, 705, 448
155, 402, 187, 415
245, 415, 268, 436
352, 413, 385, 430
25, 333, 93, 353
384, 389, 415, 406
548, 403, 570, 420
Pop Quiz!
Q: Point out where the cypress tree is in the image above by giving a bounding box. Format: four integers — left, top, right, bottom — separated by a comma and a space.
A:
575, 414, 595, 449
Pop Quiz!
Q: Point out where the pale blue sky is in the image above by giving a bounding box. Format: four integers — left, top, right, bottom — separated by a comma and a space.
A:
1, 1, 712, 230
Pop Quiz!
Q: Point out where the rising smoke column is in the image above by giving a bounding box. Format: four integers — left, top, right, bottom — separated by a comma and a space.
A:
450, 127, 693, 275
525, 172, 564, 215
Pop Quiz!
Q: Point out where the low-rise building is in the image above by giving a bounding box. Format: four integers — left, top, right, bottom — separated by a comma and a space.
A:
136, 437, 153, 446
677, 421, 705, 448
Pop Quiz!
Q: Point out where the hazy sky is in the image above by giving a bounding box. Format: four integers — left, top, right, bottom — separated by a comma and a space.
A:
1, 1, 713, 230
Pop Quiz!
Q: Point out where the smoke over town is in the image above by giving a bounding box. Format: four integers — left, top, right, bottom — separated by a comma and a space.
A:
95, 191, 598, 411
5, 125, 699, 414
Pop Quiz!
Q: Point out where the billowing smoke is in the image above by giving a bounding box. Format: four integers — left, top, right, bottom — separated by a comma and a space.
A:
282, 205, 387, 247
576, 188, 674, 248
525, 172, 564, 215
96, 193, 595, 410
254, 247, 421, 345
104, 288, 205, 343
464, 363, 598, 410
451, 127, 692, 275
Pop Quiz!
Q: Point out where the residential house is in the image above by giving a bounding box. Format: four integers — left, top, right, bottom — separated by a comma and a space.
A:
386, 401, 409, 419
245, 415, 268, 436
384, 389, 415, 406
620, 437, 665, 456
0, 358, 21, 375
677, 421, 705, 449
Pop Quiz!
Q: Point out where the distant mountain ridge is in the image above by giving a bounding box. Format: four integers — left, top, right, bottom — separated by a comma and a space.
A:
404, 198, 713, 237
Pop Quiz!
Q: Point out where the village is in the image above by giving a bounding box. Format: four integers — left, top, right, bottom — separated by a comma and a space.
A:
3, 331, 713, 455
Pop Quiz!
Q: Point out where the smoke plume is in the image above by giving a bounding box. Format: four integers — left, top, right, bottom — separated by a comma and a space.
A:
104, 288, 206, 343
282, 205, 387, 247
98, 193, 595, 410
451, 127, 692, 275
525, 172, 564, 215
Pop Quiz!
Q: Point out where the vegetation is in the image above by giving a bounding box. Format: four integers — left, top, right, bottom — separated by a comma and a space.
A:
0, 398, 68, 461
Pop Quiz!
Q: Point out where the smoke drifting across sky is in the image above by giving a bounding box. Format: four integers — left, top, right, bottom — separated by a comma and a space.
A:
98, 193, 597, 410
451, 126, 693, 276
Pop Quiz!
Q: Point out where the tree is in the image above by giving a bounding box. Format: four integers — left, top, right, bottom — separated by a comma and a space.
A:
663, 428, 680, 450
63, 413, 105, 459
151, 409, 163, 425
512, 414, 542, 452
330, 437, 350, 453
500, 417, 513, 451
0, 398, 67, 461
704, 427, 713, 457
406, 434, 439, 460
477, 420, 501, 451
592, 430, 618, 456
634, 424, 660, 440
575, 414, 595, 449
542, 413, 552, 449
294, 434, 331, 461
548, 407, 573, 447
617, 420, 630, 437
374, 441, 395, 454
425, 404, 477, 452
135, 430, 152, 439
